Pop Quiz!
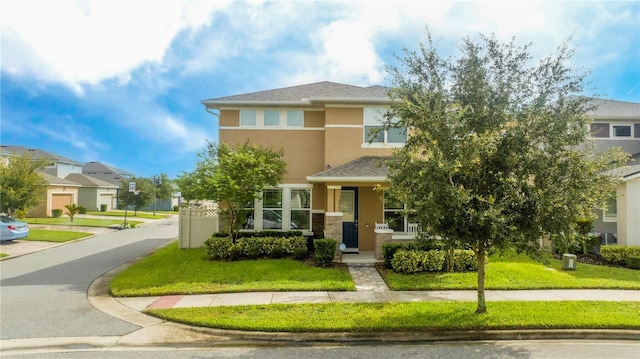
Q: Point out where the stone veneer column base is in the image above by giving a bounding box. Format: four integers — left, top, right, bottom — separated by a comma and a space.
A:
325, 212, 343, 261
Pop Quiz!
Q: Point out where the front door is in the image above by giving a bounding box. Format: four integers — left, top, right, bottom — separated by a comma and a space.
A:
341, 187, 358, 250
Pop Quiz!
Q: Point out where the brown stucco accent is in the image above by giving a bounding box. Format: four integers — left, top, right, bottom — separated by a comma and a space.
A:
325, 107, 362, 125
304, 110, 325, 128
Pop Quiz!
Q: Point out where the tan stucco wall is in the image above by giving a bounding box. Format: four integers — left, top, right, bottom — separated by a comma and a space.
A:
358, 186, 384, 251
28, 185, 78, 217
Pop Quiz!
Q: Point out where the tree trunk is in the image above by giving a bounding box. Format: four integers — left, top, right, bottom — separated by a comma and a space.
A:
476, 244, 487, 314
448, 246, 455, 272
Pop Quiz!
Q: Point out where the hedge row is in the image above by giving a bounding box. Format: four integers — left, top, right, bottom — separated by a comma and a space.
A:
390, 248, 478, 274
205, 236, 308, 261
600, 245, 640, 267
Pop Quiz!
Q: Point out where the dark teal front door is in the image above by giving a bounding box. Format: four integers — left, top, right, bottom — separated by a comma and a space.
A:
341, 187, 358, 250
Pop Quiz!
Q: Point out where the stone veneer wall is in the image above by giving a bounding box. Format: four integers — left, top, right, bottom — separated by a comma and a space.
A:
325, 212, 343, 260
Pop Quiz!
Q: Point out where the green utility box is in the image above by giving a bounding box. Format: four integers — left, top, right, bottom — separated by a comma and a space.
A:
562, 253, 577, 270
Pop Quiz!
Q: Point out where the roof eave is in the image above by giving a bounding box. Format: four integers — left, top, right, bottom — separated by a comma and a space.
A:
201, 100, 312, 108
306, 176, 388, 183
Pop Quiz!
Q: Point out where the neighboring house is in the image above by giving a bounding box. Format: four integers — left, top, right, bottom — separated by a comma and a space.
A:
28, 172, 81, 217
588, 99, 640, 246
202, 82, 406, 252
202, 82, 640, 250
65, 173, 119, 211
1, 146, 132, 217
82, 161, 133, 186
1, 145, 84, 178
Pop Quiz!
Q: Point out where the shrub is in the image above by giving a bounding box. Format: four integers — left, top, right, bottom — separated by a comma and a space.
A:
391, 249, 421, 273
229, 244, 243, 260
314, 238, 337, 267
601, 245, 640, 266
78, 206, 87, 214
269, 245, 285, 259
447, 249, 478, 272
292, 247, 308, 260
627, 256, 640, 270
382, 243, 406, 268
51, 209, 62, 218
204, 236, 233, 260
173, 205, 179, 211
421, 250, 446, 272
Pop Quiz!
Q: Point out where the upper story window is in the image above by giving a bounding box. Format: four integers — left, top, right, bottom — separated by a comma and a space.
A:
591, 122, 640, 138
363, 107, 407, 146
239, 109, 304, 128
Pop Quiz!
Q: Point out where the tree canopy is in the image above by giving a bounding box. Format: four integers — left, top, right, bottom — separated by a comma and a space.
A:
183, 141, 287, 241
0, 154, 47, 217
384, 32, 627, 313
117, 177, 154, 215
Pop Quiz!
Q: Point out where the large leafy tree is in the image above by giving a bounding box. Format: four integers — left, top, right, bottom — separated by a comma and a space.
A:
117, 177, 154, 215
188, 141, 286, 241
0, 154, 47, 216
385, 32, 627, 314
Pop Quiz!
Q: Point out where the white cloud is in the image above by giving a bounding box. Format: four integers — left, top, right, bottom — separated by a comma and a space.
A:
0, 1, 227, 94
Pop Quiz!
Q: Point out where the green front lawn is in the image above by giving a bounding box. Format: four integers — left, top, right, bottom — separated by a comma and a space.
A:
382, 252, 640, 290
110, 243, 354, 296
25, 229, 94, 242
146, 301, 640, 332
26, 217, 143, 228
86, 211, 170, 219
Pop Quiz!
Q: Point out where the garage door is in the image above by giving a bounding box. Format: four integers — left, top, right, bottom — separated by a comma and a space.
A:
51, 194, 73, 210
99, 194, 113, 210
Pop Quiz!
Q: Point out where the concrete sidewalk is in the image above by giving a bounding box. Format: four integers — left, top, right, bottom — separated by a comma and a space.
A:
119, 289, 640, 312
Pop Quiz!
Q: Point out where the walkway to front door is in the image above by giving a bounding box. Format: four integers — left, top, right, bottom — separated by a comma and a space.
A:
347, 265, 389, 292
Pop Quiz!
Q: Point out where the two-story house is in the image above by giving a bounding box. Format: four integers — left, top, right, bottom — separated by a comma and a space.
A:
202, 82, 640, 251
1, 146, 120, 216
588, 99, 640, 246
202, 82, 404, 253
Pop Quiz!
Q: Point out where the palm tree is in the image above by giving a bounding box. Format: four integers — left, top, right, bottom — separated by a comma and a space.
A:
64, 203, 80, 222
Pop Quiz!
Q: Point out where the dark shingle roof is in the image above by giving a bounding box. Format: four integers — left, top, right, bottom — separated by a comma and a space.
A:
307, 156, 390, 182
65, 173, 118, 188
1, 145, 83, 165
202, 81, 392, 108
39, 172, 81, 186
587, 99, 640, 119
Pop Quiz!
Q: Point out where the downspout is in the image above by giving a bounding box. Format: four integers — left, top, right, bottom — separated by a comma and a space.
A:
205, 106, 220, 118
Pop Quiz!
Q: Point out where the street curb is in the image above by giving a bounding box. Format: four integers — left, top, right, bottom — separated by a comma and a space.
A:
87, 240, 640, 345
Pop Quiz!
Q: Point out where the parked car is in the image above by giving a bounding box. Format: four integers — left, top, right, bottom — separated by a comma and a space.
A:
0, 215, 29, 241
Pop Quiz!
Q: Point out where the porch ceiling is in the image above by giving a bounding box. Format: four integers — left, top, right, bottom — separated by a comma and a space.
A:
306, 156, 390, 183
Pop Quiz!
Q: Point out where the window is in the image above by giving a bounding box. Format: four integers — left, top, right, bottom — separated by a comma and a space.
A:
263, 110, 280, 126
613, 125, 631, 137
364, 107, 407, 145
238, 109, 304, 128
383, 192, 416, 232
243, 187, 311, 231
287, 110, 303, 127
590, 123, 609, 138
603, 197, 617, 222
240, 109, 257, 126
290, 189, 311, 230
262, 189, 283, 229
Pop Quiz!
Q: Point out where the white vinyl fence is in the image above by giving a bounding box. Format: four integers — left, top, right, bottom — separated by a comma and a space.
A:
179, 206, 219, 249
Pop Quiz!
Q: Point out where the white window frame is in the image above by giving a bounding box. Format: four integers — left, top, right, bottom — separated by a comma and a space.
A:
238, 108, 305, 128
362, 107, 406, 148
590, 122, 640, 139
603, 196, 617, 222
242, 185, 313, 233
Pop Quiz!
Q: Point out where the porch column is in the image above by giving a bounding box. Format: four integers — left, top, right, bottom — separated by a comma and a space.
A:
325, 212, 343, 259
374, 227, 394, 260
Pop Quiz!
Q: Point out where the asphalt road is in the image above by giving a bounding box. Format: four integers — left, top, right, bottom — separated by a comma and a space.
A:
0, 216, 178, 340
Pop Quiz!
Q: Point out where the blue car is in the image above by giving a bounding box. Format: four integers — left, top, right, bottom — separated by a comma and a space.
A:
0, 215, 29, 241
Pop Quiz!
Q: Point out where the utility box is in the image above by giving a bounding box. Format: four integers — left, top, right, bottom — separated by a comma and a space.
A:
562, 253, 577, 270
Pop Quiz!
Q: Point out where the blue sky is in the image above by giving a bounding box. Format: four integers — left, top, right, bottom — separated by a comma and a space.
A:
1, 1, 639, 179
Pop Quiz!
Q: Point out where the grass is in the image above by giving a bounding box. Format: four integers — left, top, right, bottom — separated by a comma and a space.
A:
86, 210, 171, 219
146, 301, 640, 332
381, 252, 640, 290
25, 217, 143, 228
24, 229, 94, 242
110, 243, 355, 296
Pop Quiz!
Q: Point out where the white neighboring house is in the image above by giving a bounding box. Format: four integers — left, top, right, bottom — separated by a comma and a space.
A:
588, 99, 640, 246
